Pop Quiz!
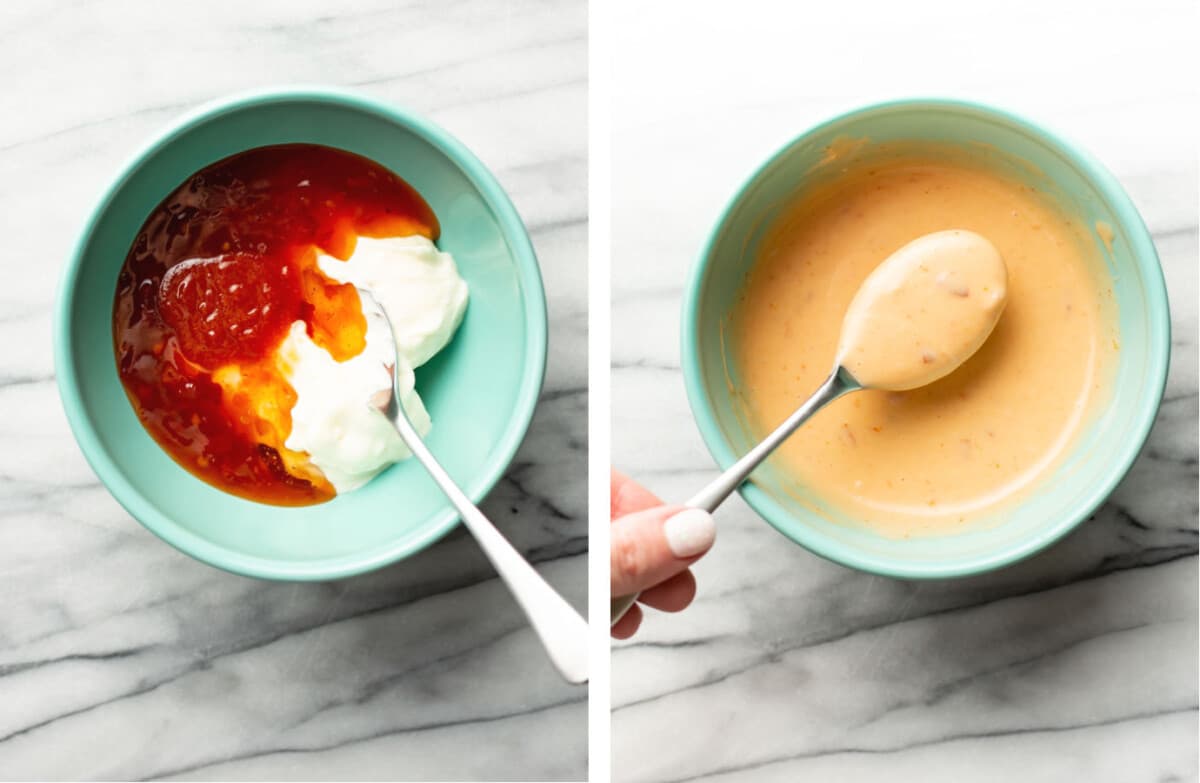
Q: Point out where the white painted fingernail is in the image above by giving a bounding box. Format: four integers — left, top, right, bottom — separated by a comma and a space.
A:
663, 509, 716, 558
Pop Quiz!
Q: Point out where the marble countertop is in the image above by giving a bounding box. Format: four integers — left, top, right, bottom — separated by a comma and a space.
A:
0, 1, 586, 780
611, 2, 1198, 781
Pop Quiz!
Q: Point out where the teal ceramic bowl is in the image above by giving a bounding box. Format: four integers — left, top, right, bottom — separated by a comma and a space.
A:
55, 87, 547, 580
682, 99, 1169, 579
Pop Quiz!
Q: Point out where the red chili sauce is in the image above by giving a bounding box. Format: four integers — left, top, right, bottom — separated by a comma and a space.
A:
113, 144, 438, 505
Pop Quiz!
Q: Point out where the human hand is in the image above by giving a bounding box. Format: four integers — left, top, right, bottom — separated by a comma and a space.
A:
610, 468, 715, 638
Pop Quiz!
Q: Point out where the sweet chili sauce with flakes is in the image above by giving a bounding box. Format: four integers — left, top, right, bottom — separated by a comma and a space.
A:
113, 144, 438, 505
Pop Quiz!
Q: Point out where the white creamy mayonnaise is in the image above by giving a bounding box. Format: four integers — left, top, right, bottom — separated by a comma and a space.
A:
279, 235, 468, 493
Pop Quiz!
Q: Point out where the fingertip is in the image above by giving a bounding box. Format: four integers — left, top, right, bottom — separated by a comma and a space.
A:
611, 603, 642, 639
662, 508, 715, 558
638, 569, 697, 613
610, 504, 709, 596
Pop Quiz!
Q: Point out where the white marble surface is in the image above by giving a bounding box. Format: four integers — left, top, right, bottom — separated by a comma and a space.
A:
0, 1, 585, 780
610, 2, 1197, 781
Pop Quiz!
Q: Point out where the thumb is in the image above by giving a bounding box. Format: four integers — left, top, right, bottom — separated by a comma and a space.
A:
610, 505, 716, 596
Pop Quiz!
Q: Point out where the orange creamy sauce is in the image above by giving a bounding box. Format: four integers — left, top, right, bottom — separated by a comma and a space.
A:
113, 144, 437, 505
835, 229, 1008, 391
732, 149, 1117, 536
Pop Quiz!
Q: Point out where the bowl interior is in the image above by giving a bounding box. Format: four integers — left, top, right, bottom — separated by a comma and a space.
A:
58, 93, 546, 579
686, 101, 1168, 578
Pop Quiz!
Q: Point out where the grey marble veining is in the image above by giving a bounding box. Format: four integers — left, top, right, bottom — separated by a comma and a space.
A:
610, 3, 1198, 781
0, 1, 586, 780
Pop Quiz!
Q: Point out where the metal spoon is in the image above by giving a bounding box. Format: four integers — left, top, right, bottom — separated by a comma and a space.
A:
358, 288, 588, 684
612, 230, 1008, 625
609, 367, 860, 624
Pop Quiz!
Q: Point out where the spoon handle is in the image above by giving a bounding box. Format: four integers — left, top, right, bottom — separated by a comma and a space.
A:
687, 368, 857, 512
611, 368, 858, 626
386, 396, 590, 685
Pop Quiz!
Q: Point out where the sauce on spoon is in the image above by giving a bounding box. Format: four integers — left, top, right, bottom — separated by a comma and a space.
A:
836, 229, 1008, 390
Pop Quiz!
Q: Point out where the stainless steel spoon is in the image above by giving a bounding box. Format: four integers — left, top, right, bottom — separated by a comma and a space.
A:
610, 367, 860, 623
358, 288, 589, 684
612, 230, 1008, 625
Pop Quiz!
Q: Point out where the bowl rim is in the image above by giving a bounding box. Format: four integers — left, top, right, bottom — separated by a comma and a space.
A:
53, 85, 549, 581
681, 96, 1171, 579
